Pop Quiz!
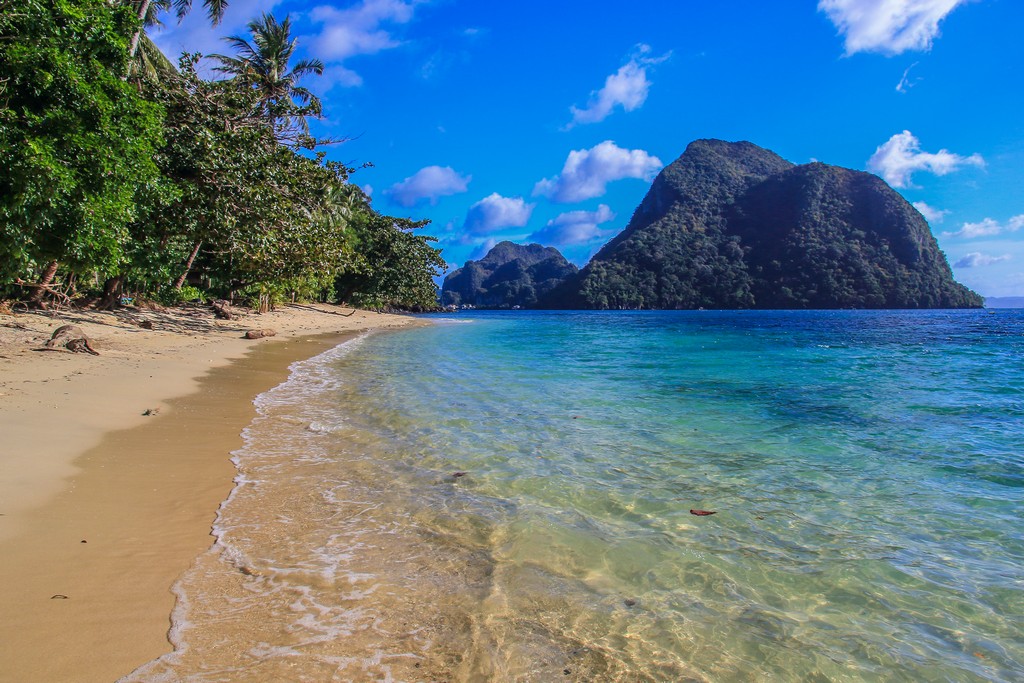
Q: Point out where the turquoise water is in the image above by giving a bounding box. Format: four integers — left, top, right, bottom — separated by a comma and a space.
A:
129, 310, 1023, 682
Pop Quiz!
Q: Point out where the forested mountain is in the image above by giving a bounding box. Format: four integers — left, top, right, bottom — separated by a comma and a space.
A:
441, 242, 577, 308
541, 139, 982, 310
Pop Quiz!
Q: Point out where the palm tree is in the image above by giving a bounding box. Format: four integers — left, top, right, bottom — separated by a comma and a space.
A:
128, 0, 228, 58
209, 13, 324, 137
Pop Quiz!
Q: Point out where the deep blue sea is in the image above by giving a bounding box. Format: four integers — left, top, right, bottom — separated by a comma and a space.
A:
128, 310, 1023, 682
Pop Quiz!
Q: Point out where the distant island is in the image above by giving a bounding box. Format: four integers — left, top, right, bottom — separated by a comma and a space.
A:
445, 139, 983, 310
441, 241, 577, 309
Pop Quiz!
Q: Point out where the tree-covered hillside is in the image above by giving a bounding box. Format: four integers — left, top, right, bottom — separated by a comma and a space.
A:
542, 139, 981, 310
441, 241, 577, 308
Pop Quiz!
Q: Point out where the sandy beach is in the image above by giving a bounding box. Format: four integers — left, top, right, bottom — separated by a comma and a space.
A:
0, 303, 421, 682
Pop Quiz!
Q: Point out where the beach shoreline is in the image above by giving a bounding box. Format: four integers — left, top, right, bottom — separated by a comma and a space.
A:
0, 303, 422, 682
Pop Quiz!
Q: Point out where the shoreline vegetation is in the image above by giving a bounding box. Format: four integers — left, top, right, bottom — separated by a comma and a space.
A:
2, 2, 445, 317
0, 303, 422, 682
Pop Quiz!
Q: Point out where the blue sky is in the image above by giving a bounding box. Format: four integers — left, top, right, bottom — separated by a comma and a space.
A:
153, 0, 1024, 298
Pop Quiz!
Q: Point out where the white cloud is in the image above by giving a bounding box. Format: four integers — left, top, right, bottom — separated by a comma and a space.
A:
361, 184, 374, 198
385, 166, 471, 207
529, 205, 616, 245
912, 201, 949, 224
306, 0, 425, 86
954, 252, 1012, 268
867, 130, 983, 188
463, 193, 534, 235
943, 215, 1024, 239
896, 62, 920, 93
534, 141, 663, 203
566, 44, 670, 128
319, 64, 365, 89
819, 0, 968, 55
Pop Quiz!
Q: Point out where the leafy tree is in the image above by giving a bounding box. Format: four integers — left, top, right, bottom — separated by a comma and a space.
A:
0, 0, 163, 303
335, 203, 446, 311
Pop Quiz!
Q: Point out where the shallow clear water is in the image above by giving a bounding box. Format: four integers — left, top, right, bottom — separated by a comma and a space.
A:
126, 310, 1023, 682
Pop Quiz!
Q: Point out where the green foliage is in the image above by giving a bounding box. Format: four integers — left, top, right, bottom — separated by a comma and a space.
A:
335, 210, 446, 311
0, 0, 163, 289
1, 6, 444, 310
155, 283, 206, 305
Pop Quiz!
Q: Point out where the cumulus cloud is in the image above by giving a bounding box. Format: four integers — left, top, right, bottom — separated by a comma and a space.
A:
385, 166, 470, 207
307, 0, 425, 86
463, 193, 534, 235
534, 141, 662, 203
867, 131, 983, 188
954, 252, 1011, 268
819, 0, 968, 55
943, 215, 1024, 239
528, 205, 616, 245
912, 201, 949, 224
566, 44, 670, 128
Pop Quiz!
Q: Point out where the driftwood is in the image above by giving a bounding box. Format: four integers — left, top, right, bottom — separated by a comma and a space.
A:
212, 300, 237, 320
243, 328, 277, 339
45, 325, 99, 355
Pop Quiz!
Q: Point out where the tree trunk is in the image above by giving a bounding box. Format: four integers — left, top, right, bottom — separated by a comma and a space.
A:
28, 260, 59, 303
173, 241, 203, 289
128, 0, 152, 59
98, 275, 124, 310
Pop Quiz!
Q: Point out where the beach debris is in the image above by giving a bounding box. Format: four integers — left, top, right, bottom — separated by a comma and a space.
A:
50, 594, 68, 599
138, 320, 154, 330
44, 325, 98, 355
624, 598, 637, 607
80, 540, 87, 544
563, 669, 571, 675
572, 415, 581, 419
690, 509, 716, 516
244, 328, 277, 339
239, 566, 262, 577
452, 471, 468, 479
212, 300, 237, 320
142, 408, 160, 416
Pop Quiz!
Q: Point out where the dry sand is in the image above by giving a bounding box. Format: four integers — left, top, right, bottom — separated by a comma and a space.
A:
0, 302, 423, 682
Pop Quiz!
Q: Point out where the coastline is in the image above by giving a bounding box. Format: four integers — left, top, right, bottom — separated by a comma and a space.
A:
0, 303, 421, 682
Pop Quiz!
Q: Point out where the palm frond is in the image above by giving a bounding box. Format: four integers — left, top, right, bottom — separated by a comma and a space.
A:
204, 0, 227, 25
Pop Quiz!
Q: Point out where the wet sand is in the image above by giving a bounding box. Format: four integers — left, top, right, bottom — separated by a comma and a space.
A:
0, 305, 420, 682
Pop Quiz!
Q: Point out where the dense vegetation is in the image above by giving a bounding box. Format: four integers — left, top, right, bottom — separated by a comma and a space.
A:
441, 241, 578, 308
542, 139, 982, 309
0, 0, 444, 312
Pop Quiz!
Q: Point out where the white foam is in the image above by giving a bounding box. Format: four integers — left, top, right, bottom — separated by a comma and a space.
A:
121, 333, 376, 681
430, 317, 475, 324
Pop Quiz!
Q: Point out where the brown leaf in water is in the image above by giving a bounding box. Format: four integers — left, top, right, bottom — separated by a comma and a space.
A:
690, 509, 716, 516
